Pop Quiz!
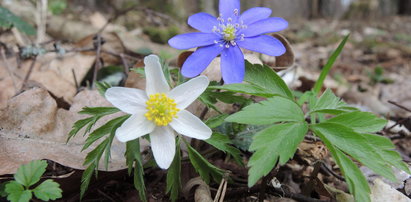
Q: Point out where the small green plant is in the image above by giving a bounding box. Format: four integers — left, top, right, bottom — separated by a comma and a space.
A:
369, 66, 393, 85
48, 0, 67, 15
0, 7, 36, 35
0, 160, 62, 202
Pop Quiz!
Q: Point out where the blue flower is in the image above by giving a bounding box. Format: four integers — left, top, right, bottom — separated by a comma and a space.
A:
168, 0, 288, 84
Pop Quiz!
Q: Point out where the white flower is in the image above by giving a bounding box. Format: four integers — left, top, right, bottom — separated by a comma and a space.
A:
105, 55, 212, 169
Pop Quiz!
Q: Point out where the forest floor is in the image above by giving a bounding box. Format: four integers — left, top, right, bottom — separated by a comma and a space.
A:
0, 3, 411, 201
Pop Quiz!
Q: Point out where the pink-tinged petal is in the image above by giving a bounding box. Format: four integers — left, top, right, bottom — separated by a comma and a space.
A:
168, 76, 209, 110
170, 110, 212, 140
144, 55, 170, 95
240, 7, 272, 25
168, 33, 221, 50
181, 44, 224, 78
115, 113, 155, 142
150, 126, 175, 169
241, 17, 288, 37
237, 35, 285, 56
105, 87, 147, 114
219, 0, 240, 19
188, 12, 219, 33
220, 46, 245, 84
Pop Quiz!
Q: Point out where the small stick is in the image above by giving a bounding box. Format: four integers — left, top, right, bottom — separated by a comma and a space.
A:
302, 161, 322, 196
20, 56, 37, 91
388, 100, 411, 113
72, 68, 79, 91
320, 162, 345, 181
0, 48, 18, 92
92, 34, 103, 88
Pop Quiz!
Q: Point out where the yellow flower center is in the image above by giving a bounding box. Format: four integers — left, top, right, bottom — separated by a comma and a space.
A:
145, 93, 179, 126
222, 24, 236, 41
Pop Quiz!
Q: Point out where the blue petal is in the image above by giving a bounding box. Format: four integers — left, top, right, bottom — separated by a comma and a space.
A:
221, 46, 245, 84
188, 12, 219, 33
241, 17, 288, 37
182, 44, 224, 77
237, 35, 285, 56
168, 33, 220, 50
219, 0, 240, 19
240, 7, 272, 25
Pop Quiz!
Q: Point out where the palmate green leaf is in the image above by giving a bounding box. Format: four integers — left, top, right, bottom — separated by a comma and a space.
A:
311, 123, 397, 181
83, 138, 109, 168
209, 83, 273, 98
205, 133, 243, 165
125, 139, 147, 201
205, 114, 229, 129
166, 137, 181, 202
207, 91, 252, 105
248, 122, 308, 187
319, 135, 371, 202
14, 160, 47, 187
33, 179, 62, 201
199, 92, 223, 114
95, 82, 112, 97
312, 35, 349, 95
326, 111, 387, 133
184, 139, 224, 184
5, 182, 32, 202
226, 96, 304, 125
244, 61, 293, 99
310, 89, 355, 115
0, 7, 36, 35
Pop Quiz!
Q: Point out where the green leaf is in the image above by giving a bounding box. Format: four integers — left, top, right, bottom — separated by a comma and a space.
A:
125, 139, 146, 201
326, 111, 387, 133
95, 82, 112, 97
82, 115, 129, 151
312, 35, 349, 94
310, 89, 354, 115
0, 182, 7, 197
83, 138, 109, 167
226, 96, 304, 125
14, 160, 47, 187
5, 182, 32, 202
205, 133, 243, 165
48, 0, 67, 15
209, 83, 274, 98
125, 139, 142, 175
244, 61, 293, 99
33, 179, 62, 201
0, 7, 36, 35
205, 114, 229, 128
166, 138, 182, 202
314, 130, 370, 202
248, 122, 308, 187
184, 139, 224, 184
311, 123, 397, 181
133, 156, 147, 202
80, 164, 96, 199
68, 107, 120, 141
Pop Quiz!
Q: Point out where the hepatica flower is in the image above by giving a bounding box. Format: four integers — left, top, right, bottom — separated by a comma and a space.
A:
105, 55, 212, 169
168, 0, 288, 84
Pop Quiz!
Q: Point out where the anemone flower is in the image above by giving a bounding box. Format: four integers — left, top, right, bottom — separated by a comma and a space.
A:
168, 0, 288, 84
105, 55, 212, 169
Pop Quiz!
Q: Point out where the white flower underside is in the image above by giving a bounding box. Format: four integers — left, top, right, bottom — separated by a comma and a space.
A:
105, 55, 212, 169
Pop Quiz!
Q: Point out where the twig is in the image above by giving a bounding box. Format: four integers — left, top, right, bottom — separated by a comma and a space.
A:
72, 68, 79, 91
0, 47, 18, 92
259, 166, 279, 202
388, 100, 411, 113
92, 34, 103, 88
320, 162, 345, 181
20, 56, 37, 91
302, 161, 322, 196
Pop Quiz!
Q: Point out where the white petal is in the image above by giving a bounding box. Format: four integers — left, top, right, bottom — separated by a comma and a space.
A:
150, 126, 176, 169
170, 110, 212, 140
115, 113, 155, 142
144, 55, 170, 95
168, 76, 209, 109
105, 87, 147, 114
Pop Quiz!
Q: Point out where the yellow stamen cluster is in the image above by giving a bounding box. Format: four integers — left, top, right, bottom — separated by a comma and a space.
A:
222, 24, 236, 41
145, 93, 179, 126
